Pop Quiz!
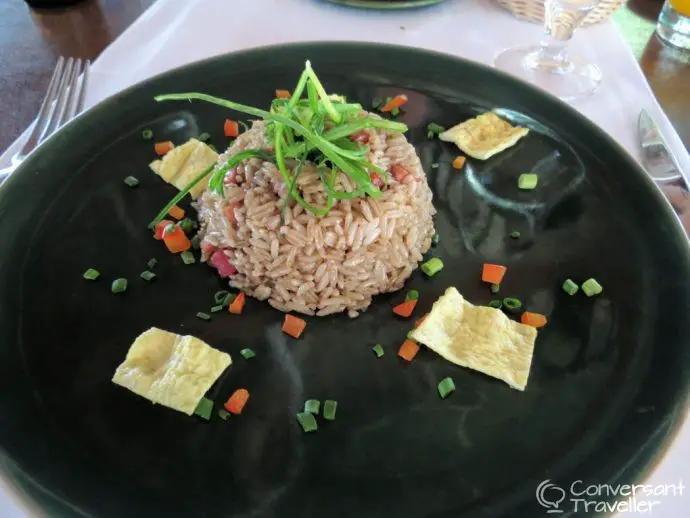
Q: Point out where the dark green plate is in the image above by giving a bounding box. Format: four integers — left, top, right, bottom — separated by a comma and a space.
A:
322, 0, 447, 9
0, 42, 689, 518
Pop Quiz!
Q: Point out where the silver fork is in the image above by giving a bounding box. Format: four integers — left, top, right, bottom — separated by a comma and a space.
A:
0, 56, 90, 183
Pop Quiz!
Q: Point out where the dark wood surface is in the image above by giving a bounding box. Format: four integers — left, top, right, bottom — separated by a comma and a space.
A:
0, 0, 688, 153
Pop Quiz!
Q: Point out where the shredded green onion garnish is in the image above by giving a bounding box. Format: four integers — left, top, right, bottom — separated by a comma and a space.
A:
421, 257, 444, 277
371, 97, 382, 110
405, 290, 419, 301
196, 312, 211, 321
211, 305, 224, 313
323, 400, 338, 421
372, 344, 385, 358
502, 297, 522, 312
490, 283, 500, 294
296, 411, 318, 433
111, 278, 127, 293
218, 409, 230, 421
240, 348, 256, 360
509, 231, 521, 239
194, 397, 213, 420
153, 61, 408, 219
222, 293, 235, 307
214, 290, 230, 304
488, 300, 503, 309
582, 278, 603, 297
518, 173, 538, 190
390, 107, 401, 117
562, 278, 579, 296
142, 129, 153, 140
140, 271, 156, 282
178, 218, 195, 234
304, 399, 321, 415
124, 176, 139, 187
438, 377, 456, 399
181, 251, 195, 265
147, 258, 158, 269
83, 268, 100, 281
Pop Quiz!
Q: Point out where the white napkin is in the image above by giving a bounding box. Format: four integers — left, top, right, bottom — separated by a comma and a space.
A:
2, 0, 689, 516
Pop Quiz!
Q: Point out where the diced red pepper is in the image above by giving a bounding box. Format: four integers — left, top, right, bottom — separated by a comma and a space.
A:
209, 250, 237, 278
350, 131, 370, 144
224, 388, 250, 415
153, 219, 174, 240
224, 119, 239, 138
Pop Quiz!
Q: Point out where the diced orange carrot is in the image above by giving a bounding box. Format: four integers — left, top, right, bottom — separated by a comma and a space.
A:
398, 339, 420, 362
224, 388, 250, 415
168, 205, 185, 220
162, 225, 191, 253
228, 292, 245, 314
224, 119, 239, 138
521, 312, 548, 328
381, 94, 408, 113
282, 314, 307, 338
414, 313, 428, 328
452, 156, 466, 170
275, 89, 291, 99
393, 300, 417, 318
153, 219, 174, 240
482, 263, 507, 285
154, 141, 174, 156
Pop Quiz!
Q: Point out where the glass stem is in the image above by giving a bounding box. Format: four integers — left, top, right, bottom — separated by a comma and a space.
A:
538, 0, 577, 72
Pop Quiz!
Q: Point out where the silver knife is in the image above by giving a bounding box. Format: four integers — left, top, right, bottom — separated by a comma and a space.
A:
638, 109, 684, 184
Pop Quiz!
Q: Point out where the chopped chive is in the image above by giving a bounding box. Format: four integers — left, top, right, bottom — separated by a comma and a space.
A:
431, 233, 440, 246
214, 290, 231, 304
372, 344, 385, 358
390, 107, 401, 117
488, 299, 503, 309
211, 305, 224, 313
141, 129, 153, 140
222, 293, 235, 307
240, 348, 256, 360
427, 122, 445, 135
193, 397, 213, 420
181, 251, 196, 265
582, 278, 603, 297
430, 162, 440, 169
405, 290, 419, 302
238, 120, 249, 132
218, 409, 230, 421
304, 399, 320, 415
562, 278, 579, 296
140, 270, 156, 282
296, 411, 318, 433
437, 377, 456, 399
421, 257, 444, 277
191, 235, 201, 250
165, 223, 175, 235
178, 218, 195, 234
111, 278, 127, 293
196, 132, 211, 142
196, 312, 211, 321
323, 400, 338, 421
371, 97, 382, 109
428, 131, 434, 139
518, 173, 538, 190
82, 268, 100, 280
502, 297, 522, 312
124, 176, 139, 187
509, 231, 521, 239
490, 283, 500, 294
147, 258, 158, 269
208, 143, 218, 153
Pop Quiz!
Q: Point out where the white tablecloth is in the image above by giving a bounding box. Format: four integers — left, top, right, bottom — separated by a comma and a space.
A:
1, 0, 688, 516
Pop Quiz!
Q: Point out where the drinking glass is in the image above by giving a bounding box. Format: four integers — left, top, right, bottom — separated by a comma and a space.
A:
494, 0, 603, 100
657, 0, 690, 50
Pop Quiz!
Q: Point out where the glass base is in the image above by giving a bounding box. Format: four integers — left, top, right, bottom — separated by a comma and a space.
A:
493, 45, 602, 101
656, 5, 690, 50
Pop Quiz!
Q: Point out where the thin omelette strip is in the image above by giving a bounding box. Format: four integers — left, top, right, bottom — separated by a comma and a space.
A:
149, 138, 219, 199
439, 111, 529, 160
112, 327, 232, 415
408, 287, 537, 390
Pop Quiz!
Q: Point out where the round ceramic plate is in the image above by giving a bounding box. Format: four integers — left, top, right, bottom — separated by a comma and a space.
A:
322, 0, 447, 9
0, 42, 689, 518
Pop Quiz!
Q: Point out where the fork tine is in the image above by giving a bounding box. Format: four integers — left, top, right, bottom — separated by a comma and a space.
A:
75, 61, 90, 115
62, 59, 83, 124
39, 57, 75, 143
18, 56, 65, 159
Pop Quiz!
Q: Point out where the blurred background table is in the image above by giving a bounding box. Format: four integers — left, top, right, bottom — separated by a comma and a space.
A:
0, 0, 688, 152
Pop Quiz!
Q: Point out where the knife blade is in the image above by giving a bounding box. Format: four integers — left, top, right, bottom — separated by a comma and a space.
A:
638, 109, 683, 183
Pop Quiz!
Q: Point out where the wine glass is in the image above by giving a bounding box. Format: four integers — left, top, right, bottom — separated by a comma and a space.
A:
493, 0, 604, 100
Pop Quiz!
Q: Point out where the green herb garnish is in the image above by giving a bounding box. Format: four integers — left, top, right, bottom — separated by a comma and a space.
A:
488, 299, 503, 309
111, 278, 127, 293
197, 132, 211, 142
240, 348, 256, 360
211, 305, 224, 313
83, 268, 100, 281
502, 297, 522, 312
218, 409, 230, 421
372, 344, 385, 358
194, 397, 213, 420
147, 258, 158, 269
124, 176, 139, 187
181, 251, 195, 265
140, 270, 156, 282
582, 278, 603, 297
437, 377, 456, 399
196, 312, 211, 321
304, 399, 321, 415
323, 400, 338, 421
178, 217, 195, 234
509, 231, 521, 239
427, 123, 445, 138
296, 412, 318, 433
142, 129, 153, 140
405, 290, 419, 301
562, 278, 579, 296
421, 257, 444, 277
518, 173, 538, 190
490, 283, 500, 294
